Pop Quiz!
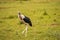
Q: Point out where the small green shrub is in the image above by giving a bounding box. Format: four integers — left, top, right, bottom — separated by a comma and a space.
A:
54, 13, 56, 15
43, 11, 48, 15
0, 21, 3, 23
40, 17, 44, 19
53, 19, 57, 22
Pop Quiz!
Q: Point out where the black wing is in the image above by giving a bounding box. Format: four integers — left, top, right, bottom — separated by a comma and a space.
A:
23, 16, 32, 26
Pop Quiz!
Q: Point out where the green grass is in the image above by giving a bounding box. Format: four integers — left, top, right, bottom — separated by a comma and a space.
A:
0, 0, 60, 40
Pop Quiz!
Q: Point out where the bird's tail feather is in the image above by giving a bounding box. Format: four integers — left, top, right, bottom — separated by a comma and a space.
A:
29, 22, 32, 26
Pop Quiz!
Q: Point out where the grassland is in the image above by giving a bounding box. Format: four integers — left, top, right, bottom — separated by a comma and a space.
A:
0, 0, 60, 40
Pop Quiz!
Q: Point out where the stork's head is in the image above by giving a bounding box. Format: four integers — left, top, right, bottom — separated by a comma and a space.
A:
18, 11, 21, 15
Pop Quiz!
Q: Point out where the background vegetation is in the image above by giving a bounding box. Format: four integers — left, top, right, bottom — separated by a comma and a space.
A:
0, 0, 60, 40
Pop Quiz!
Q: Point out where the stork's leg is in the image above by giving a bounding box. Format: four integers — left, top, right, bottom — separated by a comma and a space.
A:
25, 25, 28, 37
22, 24, 28, 37
22, 28, 26, 34
22, 24, 28, 34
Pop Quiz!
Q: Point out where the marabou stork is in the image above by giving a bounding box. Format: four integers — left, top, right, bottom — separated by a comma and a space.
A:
18, 11, 32, 37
